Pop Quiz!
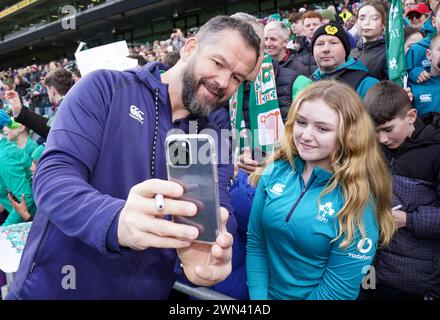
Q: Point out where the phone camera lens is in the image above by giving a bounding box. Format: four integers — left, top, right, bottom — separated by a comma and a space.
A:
169, 139, 190, 167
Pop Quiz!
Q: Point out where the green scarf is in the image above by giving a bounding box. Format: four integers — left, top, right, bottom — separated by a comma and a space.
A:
230, 54, 284, 157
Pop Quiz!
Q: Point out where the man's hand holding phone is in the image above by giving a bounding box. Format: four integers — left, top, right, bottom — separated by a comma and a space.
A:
118, 179, 199, 250
117, 178, 233, 286
177, 206, 233, 286
7, 192, 32, 222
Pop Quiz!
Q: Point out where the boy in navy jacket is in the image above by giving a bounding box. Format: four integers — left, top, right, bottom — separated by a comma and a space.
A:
364, 81, 440, 299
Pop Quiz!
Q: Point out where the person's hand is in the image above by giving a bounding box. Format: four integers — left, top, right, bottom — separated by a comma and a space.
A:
392, 209, 407, 229
177, 207, 233, 286
405, 87, 413, 102
416, 71, 431, 83
8, 194, 31, 222
117, 179, 200, 250
5, 90, 23, 116
237, 150, 259, 174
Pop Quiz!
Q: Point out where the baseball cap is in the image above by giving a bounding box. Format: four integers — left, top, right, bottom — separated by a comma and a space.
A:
407, 3, 430, 16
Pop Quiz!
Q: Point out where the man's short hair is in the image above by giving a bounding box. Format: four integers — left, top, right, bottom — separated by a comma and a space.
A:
231, 12, 259, 25
231, 12, 265, 51
364, 80, 413, 126
264, 20, 291, 41
195, 16, 261, 63
43, 69, 75, 96
302, 11, 323, 22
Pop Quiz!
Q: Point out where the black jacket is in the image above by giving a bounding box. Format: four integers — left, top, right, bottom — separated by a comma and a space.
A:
242, 59, 299, 129
290, 36, 317, 77
350, 38, 388, 81
14, 107, 50, 139
279, 50, 308, 76
375, 113, 440, 298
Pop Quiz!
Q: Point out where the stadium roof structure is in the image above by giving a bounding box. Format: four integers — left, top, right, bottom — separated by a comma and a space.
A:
0, 0, 318, 69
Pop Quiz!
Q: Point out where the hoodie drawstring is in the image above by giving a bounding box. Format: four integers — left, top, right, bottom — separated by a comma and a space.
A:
151, 88, 159, 177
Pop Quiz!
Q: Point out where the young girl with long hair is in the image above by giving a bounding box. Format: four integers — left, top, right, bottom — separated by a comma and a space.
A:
246, 80, 396, 300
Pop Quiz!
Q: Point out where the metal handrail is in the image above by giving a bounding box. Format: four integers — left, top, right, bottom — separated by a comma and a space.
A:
172, 281, 236, 300
1, 274, 236, 300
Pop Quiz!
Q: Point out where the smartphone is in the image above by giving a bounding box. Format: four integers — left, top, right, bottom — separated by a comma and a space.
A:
165, 134, 221, 243
6, 189, 20, 203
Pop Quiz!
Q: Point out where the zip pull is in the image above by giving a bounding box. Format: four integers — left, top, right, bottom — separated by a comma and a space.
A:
285, 175, 317, 223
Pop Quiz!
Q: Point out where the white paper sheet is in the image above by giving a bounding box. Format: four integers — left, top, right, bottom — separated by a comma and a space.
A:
75, 40, 138, 76
0, 222, 31, 273
0, 235, 21, 273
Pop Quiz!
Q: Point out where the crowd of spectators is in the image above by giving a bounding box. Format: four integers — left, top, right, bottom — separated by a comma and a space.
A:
1, 0, 440, 301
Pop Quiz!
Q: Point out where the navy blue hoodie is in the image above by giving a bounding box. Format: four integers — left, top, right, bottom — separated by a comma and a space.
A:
8, 62, 235, 299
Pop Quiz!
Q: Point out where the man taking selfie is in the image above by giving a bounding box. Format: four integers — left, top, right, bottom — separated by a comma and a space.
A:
7, 16, 260, 300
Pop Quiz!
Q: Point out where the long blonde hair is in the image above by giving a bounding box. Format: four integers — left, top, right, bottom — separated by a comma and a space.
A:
250, 80, 396, 248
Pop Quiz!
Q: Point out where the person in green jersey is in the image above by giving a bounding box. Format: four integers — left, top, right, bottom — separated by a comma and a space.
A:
2, 120, 37, 159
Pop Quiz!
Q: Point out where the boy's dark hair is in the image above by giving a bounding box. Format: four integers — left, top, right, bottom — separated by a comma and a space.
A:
404, 27, 425, 42
364, 80, 412, 126
43, 69, 74, 96
128, 54, 147, 66
163, 51, 181, 68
